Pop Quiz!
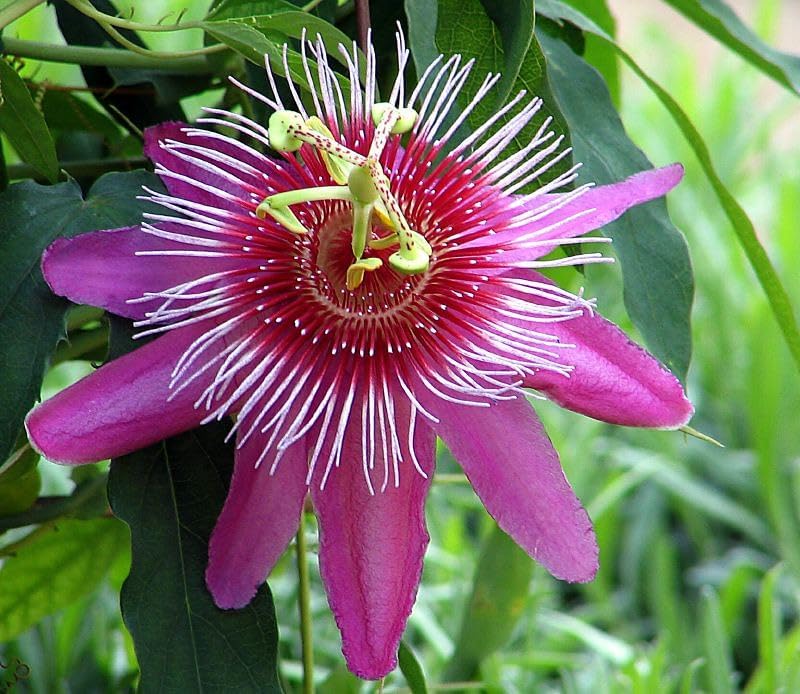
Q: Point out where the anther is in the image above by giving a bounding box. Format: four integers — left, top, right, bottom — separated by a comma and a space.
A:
268, 110, 304, 152
371, 103, 418, 134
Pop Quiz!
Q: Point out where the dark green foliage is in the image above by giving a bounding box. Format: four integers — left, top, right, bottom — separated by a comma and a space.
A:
0, 171, 162, 464
109, 423, 282, 693
538, 31, 694, 380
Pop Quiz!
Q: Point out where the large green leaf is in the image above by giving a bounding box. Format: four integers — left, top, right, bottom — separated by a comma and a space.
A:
0, 171, 163, 464
479, 0, 536, 108
202, 18, 353, 108
435, 0, 572, 187
404, 0, 439, 75
202, 20, 312, 87
0, 518, 127, 641
663, 0, 800, 96
108, 423, 281, 693
559, 0, 619, 103
537, 31, 693, 380
249, 12, 357, 68
444, 524, 534, 681
205, 0, 351, 53
0, 59, 59, 183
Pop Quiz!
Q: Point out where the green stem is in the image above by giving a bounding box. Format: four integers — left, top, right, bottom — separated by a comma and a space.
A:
92, 15, 227, 60
295, 513, 314, 694
0, 0, 45, 31
1, 37, 211, 72
64, 0, 202, 33
0, 474, 108, 532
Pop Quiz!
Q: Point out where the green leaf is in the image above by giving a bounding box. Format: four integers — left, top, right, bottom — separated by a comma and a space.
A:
205, 0, 349, 52
700, 586, 736, 694
757, 564, 782, 694
202, 18, 353, 106
248, 12, 358, 70
444, 523, 533, 681
537, 31, 693, 380
0, 518, 127, 641
108, 423, 282, 693
479, 0, 536, 108
557, 0, 620, 103
398, 641, 428, 694
404, 0, 439, 75
0, 59, 59, 183
206, 0, 297, 21
37, 89, 121, 141
0, 171, 163, 464
538, 0, 800, 377
202, 20, 311, 86
435, 0, 572, 187
663, 0, 800, 96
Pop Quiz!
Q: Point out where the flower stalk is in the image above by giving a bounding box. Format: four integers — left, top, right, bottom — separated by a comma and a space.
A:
0, 38, 211, 72
295, 513, 314, 694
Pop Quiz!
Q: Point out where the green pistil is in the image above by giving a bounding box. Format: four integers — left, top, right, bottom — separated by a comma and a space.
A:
349, 166, 380, 261
266, 105, 430, 287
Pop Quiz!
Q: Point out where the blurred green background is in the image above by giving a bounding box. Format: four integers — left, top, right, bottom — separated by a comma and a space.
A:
1, 0, 799, 691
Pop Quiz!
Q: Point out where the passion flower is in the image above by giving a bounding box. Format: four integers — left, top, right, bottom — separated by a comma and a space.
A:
26, 33, 692, 678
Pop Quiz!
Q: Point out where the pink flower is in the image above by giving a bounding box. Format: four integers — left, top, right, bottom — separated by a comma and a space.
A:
25, 35, 692, 679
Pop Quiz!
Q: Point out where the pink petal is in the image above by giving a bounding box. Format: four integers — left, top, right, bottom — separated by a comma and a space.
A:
464, 164, 684, 261
206, 426, 308, 609
26, 323, 213, 464
423, 393, 598, 583
310, 393, 436, 679
145, 122, 275, 211
520, 272, 693, 428
43, 226, 244, 320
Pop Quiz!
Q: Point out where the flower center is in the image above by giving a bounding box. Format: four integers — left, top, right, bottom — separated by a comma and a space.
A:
257, 103, 431, 289
309, 210, 419, 315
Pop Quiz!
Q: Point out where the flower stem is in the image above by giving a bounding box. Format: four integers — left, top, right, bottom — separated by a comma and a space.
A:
64, 0, 202, 33
0, 474, 108, 532
295, 512, 314, 694
355, 0, 371, 54
0, 0, 45, 31
1, 37, 211, 72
